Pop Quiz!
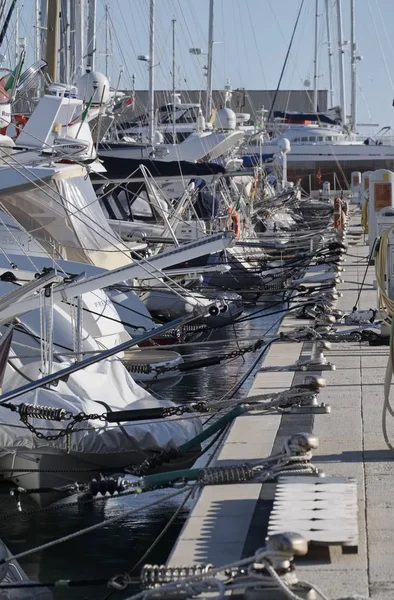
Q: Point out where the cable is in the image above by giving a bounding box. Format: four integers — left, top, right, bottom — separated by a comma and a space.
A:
0, 488, 189, 566
267, 0, 305, 121
374, 227, 394, 322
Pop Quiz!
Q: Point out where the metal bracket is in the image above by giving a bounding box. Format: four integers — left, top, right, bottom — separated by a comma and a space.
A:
287, 402, 331, 414
246, 583, 317, 600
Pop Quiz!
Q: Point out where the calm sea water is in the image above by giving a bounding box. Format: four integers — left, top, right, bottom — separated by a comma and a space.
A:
0, 306, 283, 599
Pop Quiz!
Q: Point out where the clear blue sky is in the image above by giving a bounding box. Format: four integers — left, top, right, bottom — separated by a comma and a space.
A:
8, 0, 394, 131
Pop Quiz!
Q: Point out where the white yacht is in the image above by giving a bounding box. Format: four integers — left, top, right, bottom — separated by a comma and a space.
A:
116, 95, 209, 144
244, 119, 394, 192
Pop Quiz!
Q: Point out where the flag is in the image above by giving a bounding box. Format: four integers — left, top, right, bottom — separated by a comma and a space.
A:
209, 106, 218, 124
81, 96, 94, 123
124, 96, 134, 107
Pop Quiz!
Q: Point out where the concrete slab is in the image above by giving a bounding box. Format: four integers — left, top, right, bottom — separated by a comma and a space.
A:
168, 210, 394, 599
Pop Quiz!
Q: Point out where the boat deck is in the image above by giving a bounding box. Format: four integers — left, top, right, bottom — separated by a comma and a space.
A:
167, 207, 393, 599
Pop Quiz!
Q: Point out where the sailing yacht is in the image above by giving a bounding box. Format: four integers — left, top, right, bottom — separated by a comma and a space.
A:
243, 0, 394, 191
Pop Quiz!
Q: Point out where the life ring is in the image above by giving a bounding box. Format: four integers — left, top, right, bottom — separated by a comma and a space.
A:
12, 114, 28, 137
0, 113, 28, 138
227, 207, 240, 239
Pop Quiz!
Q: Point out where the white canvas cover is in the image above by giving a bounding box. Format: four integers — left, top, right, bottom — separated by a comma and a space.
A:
0, 358, 202, 458
55, 174, 131, 269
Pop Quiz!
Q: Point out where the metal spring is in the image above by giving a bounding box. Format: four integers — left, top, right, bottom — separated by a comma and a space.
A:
141, 564, 213, 588
265, 282, 286, 291
89, 476, 126, 497
18, 403, 67, 422
198, 464, 254, 485
123, 362, 151, 374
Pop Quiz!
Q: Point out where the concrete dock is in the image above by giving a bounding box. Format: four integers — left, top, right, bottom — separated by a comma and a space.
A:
167, 207, 394, 599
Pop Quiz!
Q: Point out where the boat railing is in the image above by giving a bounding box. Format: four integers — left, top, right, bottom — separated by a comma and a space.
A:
352, 134, 394, 145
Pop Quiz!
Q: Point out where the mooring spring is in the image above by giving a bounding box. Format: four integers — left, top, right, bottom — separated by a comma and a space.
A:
198, 464, 254, 485
89, 476, 126, 497
18, 403, 68, 422
141, 564, 213, 588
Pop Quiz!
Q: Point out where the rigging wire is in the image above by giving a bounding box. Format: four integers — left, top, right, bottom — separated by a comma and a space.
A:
267, 0, 305, 121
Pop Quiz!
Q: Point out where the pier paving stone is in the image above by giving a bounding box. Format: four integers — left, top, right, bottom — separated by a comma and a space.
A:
168, 212, 394, 598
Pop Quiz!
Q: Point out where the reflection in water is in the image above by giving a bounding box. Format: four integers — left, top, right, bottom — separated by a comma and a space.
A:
0, 307, 282, 599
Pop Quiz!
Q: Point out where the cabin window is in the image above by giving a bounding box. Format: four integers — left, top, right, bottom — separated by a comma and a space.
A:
301, 137, 308, 141
317, 136, 323, 141
308, 136, 315, 141
177, 107, 200, 123
326, 136, 332, 141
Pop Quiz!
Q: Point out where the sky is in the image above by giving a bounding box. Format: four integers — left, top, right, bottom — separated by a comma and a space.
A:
5, 0, 394, 132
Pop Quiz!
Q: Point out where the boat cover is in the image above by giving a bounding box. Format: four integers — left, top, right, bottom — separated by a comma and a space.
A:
0, 540, 52, 599
0, 358, 202, 456
98, 154, 226, 179
273, 109, 341, 125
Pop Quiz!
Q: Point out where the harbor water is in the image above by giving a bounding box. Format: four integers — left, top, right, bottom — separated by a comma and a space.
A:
0, 306, 283, 599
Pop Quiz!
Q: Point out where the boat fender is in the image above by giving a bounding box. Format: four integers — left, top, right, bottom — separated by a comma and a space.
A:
208, 304, 220, 316
333, 197, 343, 231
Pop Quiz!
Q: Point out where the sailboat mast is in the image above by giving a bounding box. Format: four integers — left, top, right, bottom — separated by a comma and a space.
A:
313, 0, 319, 112
336, 0, 346, 126
172, 18, 176, 145
105, 3, 109, 78
148, 0, 155, 143
46, 0, 59, 82
73, 0, 84, 81
86, 0, 96, 72
35, 0, 40, 61
59, 0, 70, 83
350, 0, 357, 131
14, 4, 19, 66
39, 0, 48, 61
206, 0, 214, 121
324, 0, 334, 107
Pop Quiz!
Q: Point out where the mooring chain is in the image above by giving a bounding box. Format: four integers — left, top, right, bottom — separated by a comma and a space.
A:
280, 326, 381, 344
2, 400, 211, 443
15, 404, 108, 442
152, 339, 266, 376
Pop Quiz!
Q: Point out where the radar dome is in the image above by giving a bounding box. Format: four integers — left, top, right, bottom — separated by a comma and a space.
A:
214, 107, 236, 130
77, 71, 110, 105
278, 137, 291, 154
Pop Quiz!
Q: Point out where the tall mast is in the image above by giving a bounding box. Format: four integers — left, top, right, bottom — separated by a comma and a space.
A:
336, 0, 346, 126
172, 18, 176, 145
35, 0, 40, 61
325, 0, 334, 107
46, 0, 59, 82
73, 0, 84, 81
59, 0, 69, 83
69, 0, 75, 79
39, 0, 48, 61
14, 4, 19, 66
86, 0, 96, 72
313, 0, 319, 112
148, 0, 155, 143
350, 0, 357, 131
206, 0, 214, 121
104, 3, 110, 78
